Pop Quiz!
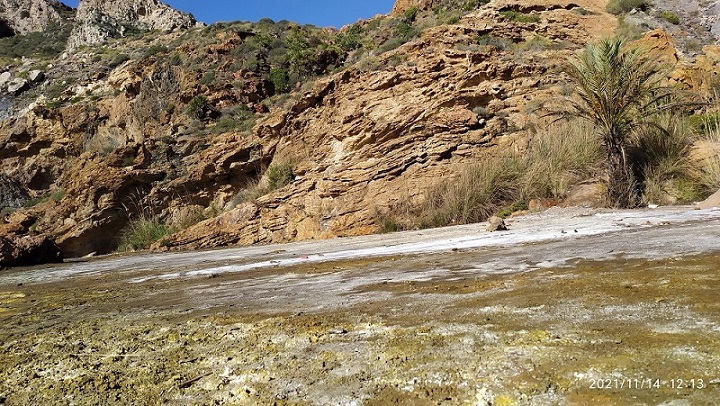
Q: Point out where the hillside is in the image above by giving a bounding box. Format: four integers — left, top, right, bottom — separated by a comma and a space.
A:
2, 0, 720, 264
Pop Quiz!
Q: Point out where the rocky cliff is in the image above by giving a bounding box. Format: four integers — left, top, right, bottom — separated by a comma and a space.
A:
0, 0, 71, 36
67, 0, 198, 49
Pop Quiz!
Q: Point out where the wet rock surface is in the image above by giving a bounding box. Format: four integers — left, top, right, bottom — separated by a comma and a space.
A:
1, 207, 719, 404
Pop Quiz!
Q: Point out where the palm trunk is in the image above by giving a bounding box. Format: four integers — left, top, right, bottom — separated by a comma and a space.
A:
607, 142, 634, 208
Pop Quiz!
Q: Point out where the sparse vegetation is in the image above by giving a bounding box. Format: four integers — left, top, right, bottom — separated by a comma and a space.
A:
213, 104, 256, 133
614, 16, 646, 40
606, 0, 648, 15
475, 34, 510, 50
23, 189, 65, 207
231, 161, 296, 205
660, 11, 680, 25
499, 11, 540, 24
375, 120, 604, 231
143, 44, 168, 58
0, 23, 72, 61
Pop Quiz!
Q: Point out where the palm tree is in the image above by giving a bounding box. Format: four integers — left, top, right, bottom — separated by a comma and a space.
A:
556, 37, 678, 207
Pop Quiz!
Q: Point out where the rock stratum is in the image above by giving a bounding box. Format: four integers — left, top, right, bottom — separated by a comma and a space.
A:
1, 0, 720, 264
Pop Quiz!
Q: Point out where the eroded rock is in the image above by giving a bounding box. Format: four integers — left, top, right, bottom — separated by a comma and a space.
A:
0, 234, 63, 267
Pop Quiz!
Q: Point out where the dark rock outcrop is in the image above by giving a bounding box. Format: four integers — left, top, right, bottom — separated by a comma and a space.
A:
0, 174, 28, 209
0, 234, 63, 268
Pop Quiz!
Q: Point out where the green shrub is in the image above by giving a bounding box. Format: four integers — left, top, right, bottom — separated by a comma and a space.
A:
119, 217, 174, 251
0, 22, 71, 59
266, 162, 295, 190
336, 24, 363, 51
519, 121, 603, 199
418, 157, 520, 228
393, 20, 417, 40
231, 161, 296, 204
462, 0, 490, 11
499, 11, 540, 23
214, 104, 256, 132
573, 7, 596, 15
496, 200, 529, 218
186, 95, 209, 119
660, 11, 680, 25
199, 71, 216, 86
269, 67, 291, 93
143, 44, 168, 58
403, 6, 419, 23
109, 53, 130, 68
606, 0, 648, 15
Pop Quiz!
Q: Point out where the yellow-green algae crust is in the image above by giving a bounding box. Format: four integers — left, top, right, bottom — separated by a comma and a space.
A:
0, 254, 719, 404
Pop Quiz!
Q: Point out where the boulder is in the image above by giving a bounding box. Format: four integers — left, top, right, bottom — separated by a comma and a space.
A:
486, 216, 508, 232
28, 70, 45, 83
697, 188, 720, 209
0, 235, 63, 268
0, 71, 10, 90
7, 78, 28, 95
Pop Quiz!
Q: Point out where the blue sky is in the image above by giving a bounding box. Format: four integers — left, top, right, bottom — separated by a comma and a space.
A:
61, 1, 396, 28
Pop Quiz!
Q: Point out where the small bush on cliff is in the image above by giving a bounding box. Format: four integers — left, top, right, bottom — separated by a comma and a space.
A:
23, 189, 65, 207
269, 68, 291, 93
214, 104, 256, 133
266, 162, 295, 190
606, 0, 648, 15
500, 11, 540, 23
231, 161, 296, 205
186, 96, 209, 119
660, 11, 680, 25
